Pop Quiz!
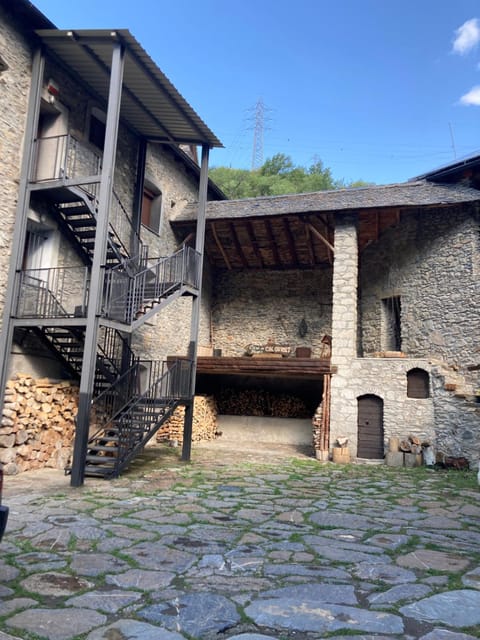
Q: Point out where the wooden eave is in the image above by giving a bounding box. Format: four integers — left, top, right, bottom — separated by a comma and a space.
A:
173, 206, 411, 270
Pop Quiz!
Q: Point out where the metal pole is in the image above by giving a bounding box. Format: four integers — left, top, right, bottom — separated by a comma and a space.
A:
182, 144, 210, 461
0, 48, 44, 421
70, 42, 125, 487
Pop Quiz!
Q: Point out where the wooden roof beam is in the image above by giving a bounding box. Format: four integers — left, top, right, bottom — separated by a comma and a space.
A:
229, 221, 249, 268
264, 219, 282, 266
211, 222, 231, 270
245, 220, 265, 267
282, 217, 299, 266
304, 223, 315, 266
306, 222, 334, 253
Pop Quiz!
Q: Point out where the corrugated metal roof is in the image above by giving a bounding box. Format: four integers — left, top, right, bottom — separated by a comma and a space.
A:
36, 29, 222, 148
178, 180, 480, 222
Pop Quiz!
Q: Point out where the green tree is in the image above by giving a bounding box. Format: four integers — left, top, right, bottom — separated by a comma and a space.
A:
209, 154, 371, 199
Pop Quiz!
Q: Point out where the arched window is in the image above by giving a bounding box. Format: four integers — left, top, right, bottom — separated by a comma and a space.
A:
407, 368, 429, 399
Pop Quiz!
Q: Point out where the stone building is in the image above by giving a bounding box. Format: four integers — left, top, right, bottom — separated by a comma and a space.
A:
0, 0, 223, 484
1, 0, 478, 480
176, 175, 480, 466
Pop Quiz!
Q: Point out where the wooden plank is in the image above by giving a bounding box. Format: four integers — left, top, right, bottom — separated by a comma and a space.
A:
195, 356, 332, 378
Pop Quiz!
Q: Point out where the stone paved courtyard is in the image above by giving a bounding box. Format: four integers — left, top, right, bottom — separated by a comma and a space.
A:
1, 441, 480, 640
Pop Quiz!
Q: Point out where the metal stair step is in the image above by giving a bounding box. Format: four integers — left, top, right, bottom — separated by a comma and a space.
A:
84, 465, 115, 477
85, 455, 116, 464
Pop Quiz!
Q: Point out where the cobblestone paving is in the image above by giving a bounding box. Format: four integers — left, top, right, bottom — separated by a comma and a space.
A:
1, 442, 480, 640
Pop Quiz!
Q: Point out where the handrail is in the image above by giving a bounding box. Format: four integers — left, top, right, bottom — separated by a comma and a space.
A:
102, 246, 201, 324
113, 358, 193, 474
16, 267, 90, 318
33, 134, 101, 183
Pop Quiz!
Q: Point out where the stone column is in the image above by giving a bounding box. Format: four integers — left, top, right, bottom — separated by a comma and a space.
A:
329, 214, 359, 449
331, 214, 358, 363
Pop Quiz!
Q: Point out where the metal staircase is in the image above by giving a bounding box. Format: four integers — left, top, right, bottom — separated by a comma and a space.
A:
84, 357, 192, 477
14, 134, 201, 479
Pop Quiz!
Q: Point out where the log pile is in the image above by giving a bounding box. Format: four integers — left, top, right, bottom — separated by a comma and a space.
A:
0, 374, 78, 475
156, 395, 218, 445
217, 388, 310, 418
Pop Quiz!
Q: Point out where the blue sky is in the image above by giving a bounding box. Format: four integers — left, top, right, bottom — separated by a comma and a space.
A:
34, 0, 480, 185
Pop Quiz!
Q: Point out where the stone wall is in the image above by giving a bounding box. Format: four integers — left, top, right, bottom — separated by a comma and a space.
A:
330, 356, 435, 456
359, 206, 480, 375
131, 144, 213, 361
0, 7, 32, 318
329, 208, 479, 465
211, 268, 332, 357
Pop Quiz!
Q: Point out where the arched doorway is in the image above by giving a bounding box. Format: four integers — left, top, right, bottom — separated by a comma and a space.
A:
357, 394, 384, 459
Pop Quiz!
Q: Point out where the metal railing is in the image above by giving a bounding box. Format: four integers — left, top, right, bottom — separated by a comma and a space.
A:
111, 190, 145, 265
32, 134, 101, 183
89, 357, 193, 476
114, 357, 193, 474
15, 267, 90, 319
103, 246, 201, 325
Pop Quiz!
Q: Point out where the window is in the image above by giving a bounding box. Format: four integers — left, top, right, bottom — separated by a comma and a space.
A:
381, 296, 401, 351
141, 184, 162, 233
88, 107, 106, 150
407, 368, 430, 399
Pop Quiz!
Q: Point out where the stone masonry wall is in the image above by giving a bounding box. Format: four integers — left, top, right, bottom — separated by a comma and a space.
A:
131, 144, 212, 360
0, 7, 32, 321
359, 206, 480, 373
211, 268, 333, 357
329, 208, 478, 464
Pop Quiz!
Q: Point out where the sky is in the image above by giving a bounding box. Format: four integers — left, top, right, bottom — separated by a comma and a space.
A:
33, 0, 480, 185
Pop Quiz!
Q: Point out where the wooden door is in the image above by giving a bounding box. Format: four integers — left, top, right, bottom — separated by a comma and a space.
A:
357, 395, 384, 459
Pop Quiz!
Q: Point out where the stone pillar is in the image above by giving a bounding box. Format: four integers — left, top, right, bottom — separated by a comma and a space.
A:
329, 214, 359, 451
331, 214, 358, 363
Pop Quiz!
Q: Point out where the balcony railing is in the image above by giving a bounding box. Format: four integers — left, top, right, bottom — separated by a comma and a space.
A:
102, 246, 201, 325
32, 134, 101, 184
15, 267, 90, 319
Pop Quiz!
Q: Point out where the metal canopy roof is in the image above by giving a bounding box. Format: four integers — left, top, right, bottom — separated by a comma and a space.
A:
36, 29, 222, 148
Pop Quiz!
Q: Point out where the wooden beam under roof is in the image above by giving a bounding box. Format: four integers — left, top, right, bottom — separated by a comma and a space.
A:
264, 219, 282, 266
229, 221, 249, 268
211, 222, 231, 270
282, 217, 298, 266
304, 222, 315, 266
245, 220, 264, 267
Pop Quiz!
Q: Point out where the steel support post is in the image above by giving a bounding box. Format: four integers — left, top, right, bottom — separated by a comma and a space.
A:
70, 43, 125, 487
0, 48, 44, 421
182, 144, 210, 462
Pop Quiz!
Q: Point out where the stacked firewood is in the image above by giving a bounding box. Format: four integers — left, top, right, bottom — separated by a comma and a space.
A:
156, 395, 218, 445
398, 435, 423, 454
0, 374, 78, 474
312, 402, 323, 449
217, 388, 310, 418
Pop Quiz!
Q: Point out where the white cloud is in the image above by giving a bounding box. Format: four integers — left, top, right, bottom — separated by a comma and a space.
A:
459, 85, 480, 105
452, 18, 480, 54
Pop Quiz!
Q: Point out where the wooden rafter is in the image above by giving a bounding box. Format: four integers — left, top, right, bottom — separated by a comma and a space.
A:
264, 219, 282, 266
245, 220, 264, 267
306, 222, 334, 253
282, 217, 298, 266
229, 221, 249, 268
304, 222, 315, 266
211, 222, 231, 270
